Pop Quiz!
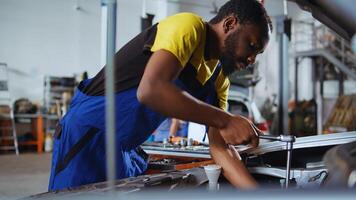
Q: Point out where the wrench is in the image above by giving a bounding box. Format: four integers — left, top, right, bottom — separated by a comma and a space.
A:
258, 134, 296, 188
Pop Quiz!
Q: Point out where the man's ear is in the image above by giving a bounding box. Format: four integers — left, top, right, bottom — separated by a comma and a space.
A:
223, 15, 238, 34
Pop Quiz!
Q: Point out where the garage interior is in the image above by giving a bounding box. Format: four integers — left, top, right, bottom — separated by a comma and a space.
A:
0, 0, 356, 199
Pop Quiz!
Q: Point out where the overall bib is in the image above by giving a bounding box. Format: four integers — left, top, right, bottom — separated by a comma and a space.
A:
48, 64, 222, 191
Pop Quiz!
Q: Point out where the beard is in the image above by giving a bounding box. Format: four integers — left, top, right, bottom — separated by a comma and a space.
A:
220, 30, 244, 76
220, 52, 237, 76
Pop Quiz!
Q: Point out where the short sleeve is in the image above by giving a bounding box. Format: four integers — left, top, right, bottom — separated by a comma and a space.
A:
150, 13, 205, 67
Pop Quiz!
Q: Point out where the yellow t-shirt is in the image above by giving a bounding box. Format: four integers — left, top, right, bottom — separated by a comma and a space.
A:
150, 13, 230, 110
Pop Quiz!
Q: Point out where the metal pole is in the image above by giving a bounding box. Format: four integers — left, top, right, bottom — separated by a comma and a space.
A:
283, 0, 288, 16
103, 0, 117, 190
294, 58, 299, 102
277, 16, 290, 135
285, 141, 293, 188
339, 40, 345, 96
259, 135, 295, 188
311, 58, 316, 99
316, 60, 324, 135
282, 33, 289, 135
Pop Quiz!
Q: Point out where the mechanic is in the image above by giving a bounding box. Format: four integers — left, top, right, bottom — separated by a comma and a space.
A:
48, 0, 272, 191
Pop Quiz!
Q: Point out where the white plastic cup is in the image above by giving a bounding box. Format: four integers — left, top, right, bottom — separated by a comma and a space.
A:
204, 164, 221, 191
44, 134, 53, 152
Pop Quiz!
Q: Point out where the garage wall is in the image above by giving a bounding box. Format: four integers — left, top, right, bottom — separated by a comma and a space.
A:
0, 0, 174, 103
0, 0, 102, 103
0, 0, 313, 109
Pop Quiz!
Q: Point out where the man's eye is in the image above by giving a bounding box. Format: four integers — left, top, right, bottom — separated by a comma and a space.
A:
249, 42, 255, 50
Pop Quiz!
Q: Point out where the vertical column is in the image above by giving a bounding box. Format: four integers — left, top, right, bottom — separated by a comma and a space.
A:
294, 58, 299, 102
102, 0, 117, 191
276, 15, 291, 135
316, 61, 324, 135
339, 39, 345, 96
37, 115, 44, 153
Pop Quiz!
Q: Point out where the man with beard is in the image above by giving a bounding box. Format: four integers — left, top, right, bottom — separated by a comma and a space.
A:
49, 0, 272, 191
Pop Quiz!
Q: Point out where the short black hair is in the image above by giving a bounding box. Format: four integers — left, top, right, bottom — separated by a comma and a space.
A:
210, 0, 272, 33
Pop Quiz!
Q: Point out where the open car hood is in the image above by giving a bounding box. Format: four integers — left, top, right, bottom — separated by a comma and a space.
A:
289, 0, 356, 40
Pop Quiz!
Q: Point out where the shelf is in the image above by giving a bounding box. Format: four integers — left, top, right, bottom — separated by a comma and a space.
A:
18, 141, 38, 146
43, 76, 76, 117
14, 114, 44, 153
13, 114, 59, 119
0, 114, 11, 118
48, 86, 75, 92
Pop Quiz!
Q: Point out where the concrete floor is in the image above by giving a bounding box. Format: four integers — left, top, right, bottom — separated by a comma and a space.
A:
0, 153, 51, 200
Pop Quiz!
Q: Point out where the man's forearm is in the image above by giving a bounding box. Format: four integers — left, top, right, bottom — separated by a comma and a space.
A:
138, 79, 231, 129
137, 49, 232, 130
208, 127, 258, 189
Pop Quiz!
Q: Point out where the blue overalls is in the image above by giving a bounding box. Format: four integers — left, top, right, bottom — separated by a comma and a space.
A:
48, 64, 222, 191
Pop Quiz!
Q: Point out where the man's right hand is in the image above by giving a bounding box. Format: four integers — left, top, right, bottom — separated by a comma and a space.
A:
219, 115, 261, 148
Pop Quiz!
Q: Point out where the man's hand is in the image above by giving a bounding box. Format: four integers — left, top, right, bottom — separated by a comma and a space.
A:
219, 115, 263, 148
208, 127, 258, 189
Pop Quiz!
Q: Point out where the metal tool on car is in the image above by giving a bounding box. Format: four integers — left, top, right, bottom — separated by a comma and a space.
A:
258, 134, 296, 188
